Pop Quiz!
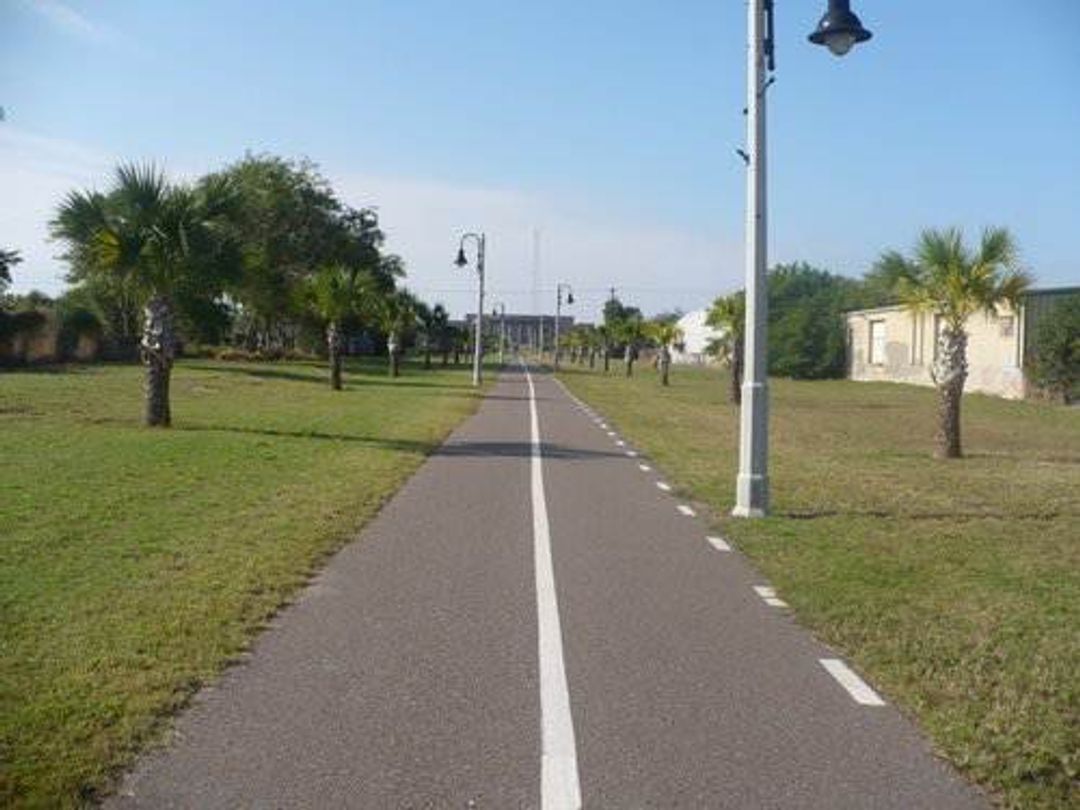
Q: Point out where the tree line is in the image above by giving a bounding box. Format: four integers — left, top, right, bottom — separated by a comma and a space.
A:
1, 155, 474, 425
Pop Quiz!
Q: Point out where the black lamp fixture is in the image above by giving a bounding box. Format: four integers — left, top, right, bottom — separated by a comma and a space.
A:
566, 292, 574, 305
454, 247, 468, 268
808, 0, 872, 57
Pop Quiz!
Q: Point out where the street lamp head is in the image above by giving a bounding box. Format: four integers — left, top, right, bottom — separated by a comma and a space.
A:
566, 292, 575, 305
454, 247, 468, 268
808, 0, 872, 57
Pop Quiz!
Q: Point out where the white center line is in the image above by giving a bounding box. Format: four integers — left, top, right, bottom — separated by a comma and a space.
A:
706, 536, 731, 552
820, 659, 886, 706
656, 482, 672, 492
677, 504, 696, 517
638, 463, 652, 472
599, 422, 608, 429
615, 440, 626, 447
523, 365, 582, 809
625, 450, 638, 458
606, 431, 616, 437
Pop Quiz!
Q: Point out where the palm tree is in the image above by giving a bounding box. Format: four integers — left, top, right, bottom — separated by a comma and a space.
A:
618, 315, 647, 377
876, 227, 1030, 458
378, 289, 418, 377
51, 164, 239, 426
649, 321, 685, 386
596, 324, 612, 372
706, 292, 745, 405
307, 263, 362, 390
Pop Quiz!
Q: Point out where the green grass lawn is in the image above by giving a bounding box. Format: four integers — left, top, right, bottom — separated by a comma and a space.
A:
0, 358, 485, 808
558, 364, 1079, 810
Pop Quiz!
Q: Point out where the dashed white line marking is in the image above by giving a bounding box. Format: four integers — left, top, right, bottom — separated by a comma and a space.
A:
599, 422, 608, 429
820, 659, 886, 706
523, 365, 583, 807
656, 482, 672, 492
706, 536, 731, 552
638, 463, 651, 472
606, 431, 616, 437
753, 586, 788, 608
615, 440, 626, 447
625, 450, 638, 458
677, 505, 696, 517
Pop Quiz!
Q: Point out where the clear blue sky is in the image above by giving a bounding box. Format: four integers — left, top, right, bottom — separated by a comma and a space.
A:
2, 0, 1078, 320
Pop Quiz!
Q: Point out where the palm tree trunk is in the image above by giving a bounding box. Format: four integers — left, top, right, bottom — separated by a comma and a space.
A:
589, 349, 596, 369
327, 321, 343, 390
141, 294, 175, 427
424, 346, 432, 370
660, 347, 671, 386
603, 348, 610, 373
388, 334, 401, 377
625, 349, 635, 378
933, 327, 968, 458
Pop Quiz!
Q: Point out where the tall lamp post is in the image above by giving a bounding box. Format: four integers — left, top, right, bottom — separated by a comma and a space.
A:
454, 232, 486, 387
733, 0, 871, 518
492, 302, 507, 366
554, 283, 574, 371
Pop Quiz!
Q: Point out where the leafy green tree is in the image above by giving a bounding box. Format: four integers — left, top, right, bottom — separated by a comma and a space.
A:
0, 248, 20, 297
1026, 294, 1080, 404
877, 227, 1030, 458
203, 155, 376, 351
706, 292, 745, 404
51, 164, 241, 426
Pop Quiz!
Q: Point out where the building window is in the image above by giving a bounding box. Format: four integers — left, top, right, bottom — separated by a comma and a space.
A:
869, 319, 886, 365
999, 315, 1015, 337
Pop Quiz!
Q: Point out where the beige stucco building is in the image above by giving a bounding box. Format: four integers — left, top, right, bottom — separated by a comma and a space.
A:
845, 288, 1077, 400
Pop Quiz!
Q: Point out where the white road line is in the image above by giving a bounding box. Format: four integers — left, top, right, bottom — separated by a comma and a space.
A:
606, 431, 616, 437
638, 463, 652, 472
706, 536, 731, 552
753, 586, 788, 608
656, 482, 672, 492
820, 659, 886, 706
677, 505, 696, 517
599, 422, 608, 429
523, 365, 582, 809
625, 450, 638, 458
615, 440, 626, 447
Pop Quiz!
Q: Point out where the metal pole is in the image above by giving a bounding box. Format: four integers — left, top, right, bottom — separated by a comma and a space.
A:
500, 306, 507, 366
473, 235, 485, 387
733, 0, 769, 518
555, 287, 562, 371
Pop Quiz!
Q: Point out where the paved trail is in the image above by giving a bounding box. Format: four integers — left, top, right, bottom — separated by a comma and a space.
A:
110, 367, 986, 809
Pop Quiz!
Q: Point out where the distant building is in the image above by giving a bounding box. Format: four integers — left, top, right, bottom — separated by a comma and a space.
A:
845, 287, 1077, 400
464, 313, 574, 351
671, 309, 724, 365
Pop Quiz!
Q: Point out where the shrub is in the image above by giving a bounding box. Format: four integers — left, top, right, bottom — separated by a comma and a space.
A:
1026, 294, 1080, 403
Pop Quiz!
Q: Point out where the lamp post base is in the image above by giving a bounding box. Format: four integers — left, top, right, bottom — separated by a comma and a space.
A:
731, 483, 768, 519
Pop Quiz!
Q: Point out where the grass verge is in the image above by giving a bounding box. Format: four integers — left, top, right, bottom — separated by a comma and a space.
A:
558, 364, 1078, 810
1, 358, 485, 807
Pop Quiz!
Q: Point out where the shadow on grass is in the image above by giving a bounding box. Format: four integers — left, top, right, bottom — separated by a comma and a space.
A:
164, 424, 621, 461
183, 362, 479, 392
778, 508, 1071, 521
435, 441, 624, 460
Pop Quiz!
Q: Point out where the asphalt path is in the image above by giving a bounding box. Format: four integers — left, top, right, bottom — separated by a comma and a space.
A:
109, 365, 987, 809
